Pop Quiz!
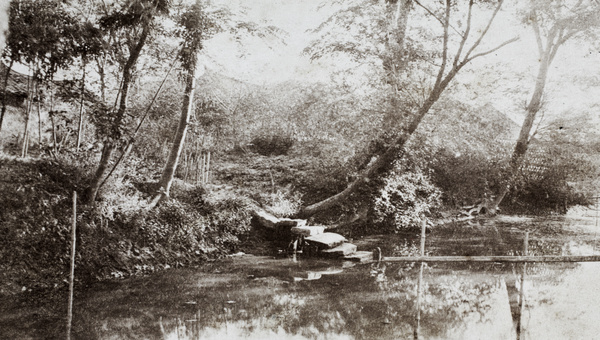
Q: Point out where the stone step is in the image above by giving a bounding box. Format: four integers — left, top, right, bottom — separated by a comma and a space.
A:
276, 218, 307, 228
253, 209, 279, 229
291, 226, 325, 237
252, 208, 307, 230
304, 232, 346, 248
321, 243, 357, 257
343, 251, 375, 263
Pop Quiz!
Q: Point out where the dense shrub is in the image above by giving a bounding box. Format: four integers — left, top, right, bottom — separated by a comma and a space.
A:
371, 165, 441, 232
503, 172, 591, 214
428, 147, 511, 207
251, 134, 295, 156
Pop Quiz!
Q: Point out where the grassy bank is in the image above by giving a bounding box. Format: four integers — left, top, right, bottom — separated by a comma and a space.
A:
0, 154, 255, 296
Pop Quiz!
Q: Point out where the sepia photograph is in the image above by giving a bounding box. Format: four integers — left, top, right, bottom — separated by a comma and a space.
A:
1, 0, 600, 339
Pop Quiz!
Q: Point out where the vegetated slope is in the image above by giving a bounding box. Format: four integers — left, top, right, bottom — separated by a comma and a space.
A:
0, 154, 254, 296
416, 99, 520, 154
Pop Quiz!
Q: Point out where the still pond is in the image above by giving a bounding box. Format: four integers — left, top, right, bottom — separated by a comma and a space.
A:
2, 212, 600, 339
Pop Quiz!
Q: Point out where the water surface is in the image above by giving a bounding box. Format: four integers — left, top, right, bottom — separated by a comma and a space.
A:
2, 214, 600, 339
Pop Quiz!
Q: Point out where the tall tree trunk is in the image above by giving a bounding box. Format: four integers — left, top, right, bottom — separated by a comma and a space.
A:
49, 85, 57, 154
85, 25, 151, 204
490, 28, 561, 213
150, 63, 197, 207
76, 59, 87, 151
0, 59, 14, 134
388, 0, 412, 75
21, 64, 34, 157
85, 142, 114, 203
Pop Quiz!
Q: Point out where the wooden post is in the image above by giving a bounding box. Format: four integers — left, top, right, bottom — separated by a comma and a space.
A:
201, 152, 206, 184
420, 220, 426, 256
594, 195, 598, 226
205, 151, 211, 184
66, 191, 77, 340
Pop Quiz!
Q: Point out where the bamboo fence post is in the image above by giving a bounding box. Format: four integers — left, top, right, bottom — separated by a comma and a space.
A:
595, 195, 599, 227
201, 152, 206, 184
195, 153, 200, 185
183, 150, 189, 183
66, 191, 77, 340
206, 151, 211, 184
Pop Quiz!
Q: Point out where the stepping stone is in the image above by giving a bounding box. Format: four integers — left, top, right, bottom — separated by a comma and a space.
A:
291, 226, 325, 237
343, 251, 375, 263
253, 209, 279, 229
305, 232, 346, 248
276, 219, 307, 228
322, 243, 357, 257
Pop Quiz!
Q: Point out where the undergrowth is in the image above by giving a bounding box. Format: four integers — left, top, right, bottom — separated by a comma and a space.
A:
0, 155, 253, 295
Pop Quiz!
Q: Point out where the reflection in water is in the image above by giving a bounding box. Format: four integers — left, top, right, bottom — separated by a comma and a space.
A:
3, 217, 600, 339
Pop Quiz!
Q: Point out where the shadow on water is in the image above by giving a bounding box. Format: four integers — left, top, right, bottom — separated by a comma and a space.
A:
2, 216, 600, 339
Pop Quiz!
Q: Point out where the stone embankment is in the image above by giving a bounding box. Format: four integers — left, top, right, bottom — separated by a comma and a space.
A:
252, 209, 374, 262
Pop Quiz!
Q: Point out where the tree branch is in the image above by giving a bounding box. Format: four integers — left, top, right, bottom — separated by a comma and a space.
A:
413, 0, 462, 36
464, 37, 519, 64
453, 0, 473, 69
531, 11, 545, 56
434, 0, 451, 90
463, 0, 505, 61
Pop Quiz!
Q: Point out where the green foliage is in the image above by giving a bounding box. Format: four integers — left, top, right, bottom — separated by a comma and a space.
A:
372, 164, 441, 232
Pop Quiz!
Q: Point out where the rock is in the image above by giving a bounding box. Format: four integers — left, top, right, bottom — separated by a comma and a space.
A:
276, 218, 307, 228
291, 226, 325, 237
305, 232, 347, 248
343, 251, 375, 263
252, 209, 279, 229
322, 243, 357, 257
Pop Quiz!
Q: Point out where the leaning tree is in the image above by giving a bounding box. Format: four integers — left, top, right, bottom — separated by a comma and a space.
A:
300, 0, 518, 217
489, 0, 600, 212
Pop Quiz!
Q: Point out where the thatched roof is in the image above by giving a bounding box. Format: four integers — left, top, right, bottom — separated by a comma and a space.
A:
0, 62, 30, 96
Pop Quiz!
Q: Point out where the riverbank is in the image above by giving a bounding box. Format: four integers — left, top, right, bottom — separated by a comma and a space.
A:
1, 152, 595, 298
0, 155, 256, 296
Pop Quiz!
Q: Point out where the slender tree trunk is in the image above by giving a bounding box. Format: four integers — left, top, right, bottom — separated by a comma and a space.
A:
85, 25, 151, 204
50, 86, 57, 154
36, 80, 42, 148
490, 37, 554, 212
150, 64, 197, 207
0, 59, 14, 134
21, 65, 34, 157
76, 59, 87, 151
85, 141, 114, 203
387, 0, 412, 76
97, 58, 106, 103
